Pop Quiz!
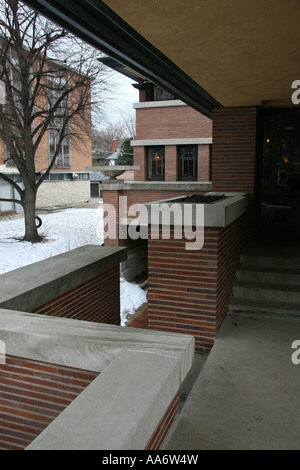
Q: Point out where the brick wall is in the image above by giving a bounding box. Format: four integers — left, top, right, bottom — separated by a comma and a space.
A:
34, 131, 91, 173
198, 145, 211, 182
133, 102, 212, 182
165, 146, 178, 181
136, 105, 212, 140
212, 106, 258, 238
145, 392, 179, 450
133, 147, 146, 181
147, 215, 246, 352
103, 189, 206, 247
0, 118, 91, 174
215, 214, 247, 332
134, 144, 211, 182
0, 355, 98, 450
29, 266, 121, 325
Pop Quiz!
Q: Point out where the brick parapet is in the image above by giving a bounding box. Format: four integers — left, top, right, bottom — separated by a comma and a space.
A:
136, 105, 212, 141
0, 245, 126, 325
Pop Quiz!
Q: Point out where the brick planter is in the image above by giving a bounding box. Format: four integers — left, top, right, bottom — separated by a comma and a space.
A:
147, 193, 248, 352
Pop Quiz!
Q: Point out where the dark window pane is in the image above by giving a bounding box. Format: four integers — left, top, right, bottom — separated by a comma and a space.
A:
178, 145, 197, 181
147, 146, 165, 181
153, 85, 175, 101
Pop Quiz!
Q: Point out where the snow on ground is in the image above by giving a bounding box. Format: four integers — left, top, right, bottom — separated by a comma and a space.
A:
0, 203, 147, 326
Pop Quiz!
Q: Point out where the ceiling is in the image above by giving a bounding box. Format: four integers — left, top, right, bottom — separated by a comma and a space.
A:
103, 0, 299, 107
24, 0, 300, 114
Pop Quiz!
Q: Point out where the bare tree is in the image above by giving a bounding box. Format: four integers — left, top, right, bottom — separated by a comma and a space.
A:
93, 111, 136, 157
119, 109, 136, 140
0, 0, 110, 242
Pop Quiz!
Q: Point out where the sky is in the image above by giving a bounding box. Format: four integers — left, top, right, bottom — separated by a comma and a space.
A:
99, 70, 139, 128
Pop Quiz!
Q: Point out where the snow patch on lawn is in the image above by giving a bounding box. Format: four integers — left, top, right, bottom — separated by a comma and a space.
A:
120, 278, 147, 326
0, 205, 147, 325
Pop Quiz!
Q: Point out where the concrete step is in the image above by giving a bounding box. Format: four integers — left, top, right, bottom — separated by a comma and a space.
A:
228, 297, 300, 319
230, 241, 300, 318
235, 265, 300, 286
233, 280, 300, 303
240, 254, 300, 270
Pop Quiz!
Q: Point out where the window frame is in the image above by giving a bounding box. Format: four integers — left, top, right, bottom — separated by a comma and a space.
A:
178, 145, 198, 181
48, 130, 71, 168
147, 146, 165, 181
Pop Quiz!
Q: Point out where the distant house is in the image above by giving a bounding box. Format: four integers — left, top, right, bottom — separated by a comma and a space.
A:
105, 149, 119, 166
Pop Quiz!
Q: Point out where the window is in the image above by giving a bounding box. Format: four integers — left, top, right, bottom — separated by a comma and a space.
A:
49, 131, 71, 168
147, 146, 165, 180
153, 85, 175, 101
178, 145, 197, 181
47, 63, 71, 168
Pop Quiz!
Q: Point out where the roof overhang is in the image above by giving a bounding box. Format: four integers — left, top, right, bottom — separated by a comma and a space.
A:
24, 0, 299, 114
23, 0, 220, 118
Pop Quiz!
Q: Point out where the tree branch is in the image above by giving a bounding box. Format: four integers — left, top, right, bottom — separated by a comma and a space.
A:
0, 196, 23, 206
0, 171, 24, 198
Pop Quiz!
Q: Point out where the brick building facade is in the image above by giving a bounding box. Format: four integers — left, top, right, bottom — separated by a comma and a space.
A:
132, 98, 212, 183
0, 58, 92, 214
102, 87, 249, 352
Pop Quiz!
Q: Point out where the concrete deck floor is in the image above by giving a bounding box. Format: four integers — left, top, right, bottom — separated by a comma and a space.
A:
164, 312, 300, 450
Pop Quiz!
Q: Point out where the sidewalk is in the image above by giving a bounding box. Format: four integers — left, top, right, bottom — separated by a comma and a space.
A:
164, 312, 300, 450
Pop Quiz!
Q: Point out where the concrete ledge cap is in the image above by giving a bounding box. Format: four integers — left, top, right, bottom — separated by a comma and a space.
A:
26, 350, 182, 450
139, 192, 249, 228
101, 181, 212, 192
0, 245, 127, 312
131, 138, 212, 147
133, 99, 187, 109
0, 309, 194, 378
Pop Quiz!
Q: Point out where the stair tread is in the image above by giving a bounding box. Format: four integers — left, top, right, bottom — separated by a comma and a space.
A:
234, 280, 300, 292
240, 255, 300, 269
237, 264, 300, 276
229, 297, 300, 312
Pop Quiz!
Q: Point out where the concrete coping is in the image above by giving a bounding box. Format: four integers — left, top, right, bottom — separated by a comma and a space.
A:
0, 309, 194, 450
0, 309, 194, 377
26, 350, 183, 450
0, 245, 127, 312
120, 192, 249, 229
133, 99, 187, 109
131, 138, 212, 147
101, 180, 212, 192
149, 192, 249, 228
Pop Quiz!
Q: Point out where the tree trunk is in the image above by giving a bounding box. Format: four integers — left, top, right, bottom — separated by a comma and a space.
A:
22, 186, 42, 243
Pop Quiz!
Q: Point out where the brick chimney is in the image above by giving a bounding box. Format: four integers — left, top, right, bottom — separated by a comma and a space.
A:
112, 137, 117, 153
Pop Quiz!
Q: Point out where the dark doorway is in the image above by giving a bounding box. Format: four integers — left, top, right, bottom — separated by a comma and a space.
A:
90, 182, 100, 198
260, 108, 300, 239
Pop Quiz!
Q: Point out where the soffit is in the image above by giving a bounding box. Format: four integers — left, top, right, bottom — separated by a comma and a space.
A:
103, 0, 299, 107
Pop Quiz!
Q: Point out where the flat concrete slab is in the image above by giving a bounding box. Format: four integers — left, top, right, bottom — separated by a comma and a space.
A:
164, 313, 300, 450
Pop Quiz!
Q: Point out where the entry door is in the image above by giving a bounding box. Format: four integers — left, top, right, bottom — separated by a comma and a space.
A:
261, 108, 300, 229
